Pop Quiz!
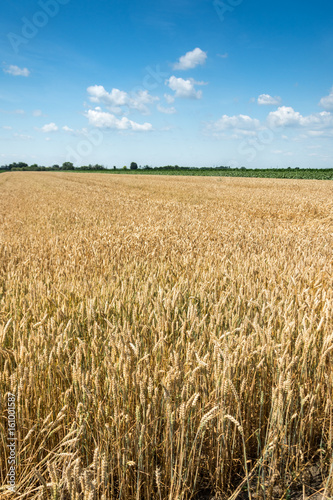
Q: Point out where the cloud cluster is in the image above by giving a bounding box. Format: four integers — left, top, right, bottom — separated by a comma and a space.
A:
85, 109, 153, 131
207, 101, 333, 142
166, 76, 204, 99
319, 87, 333, 110
41, 122, 58, 133
209, 114, 261, 131
267, 106, 333, 128
87, 86, 158, 114
173, 48, 207, 70
257, 94, 281, 105
3, 65, 30, 77
83, 47, 208, 130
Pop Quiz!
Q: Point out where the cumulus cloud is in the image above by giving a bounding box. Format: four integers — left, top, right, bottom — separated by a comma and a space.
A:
87, 86, 158, 114
209, 114, 261, 131
157, 104, 176, 114
87, 86, 127, 106
267, 107, 302, 127
86, 109, 153, 131
4, 65, 30, 77
166, 76, 203, 99
41, 122, 58, 133
319, 87, 333, 110
173, 48, 207, 70
257, 94, 282, 105
267, 106, 333, 128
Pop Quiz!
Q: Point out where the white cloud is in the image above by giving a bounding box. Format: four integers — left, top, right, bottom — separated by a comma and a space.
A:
217, 53, 228, 59
87, 86, 128, 106
166, 76, 203, 99
62, 125, 74, 133
210, 114, 261, 131
157, 104, 176, 114
2, 126, 12, 130
164, 94, 175, 104
4, 65, 30, 77
87, 86, 158, 114
173, 48, 207, 70
33, 110, 43, 117
267, 107, 302, 127
267, 106, 333, 128
319, 87, 333, 110
257, 94, 282, 105
41, 122, 58, 133
85, 109, 153, 131
130, 90, 159, 114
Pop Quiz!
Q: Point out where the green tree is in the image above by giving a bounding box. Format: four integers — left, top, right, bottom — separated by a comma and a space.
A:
130, 162, 138, 170
62, 162, 75, 170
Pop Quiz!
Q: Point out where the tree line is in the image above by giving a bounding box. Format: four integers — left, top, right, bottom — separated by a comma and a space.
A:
0, 162, 107, 171
0, 162, 236, 172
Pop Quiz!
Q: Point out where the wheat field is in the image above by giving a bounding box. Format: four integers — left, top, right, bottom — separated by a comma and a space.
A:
0, 172, 333, 500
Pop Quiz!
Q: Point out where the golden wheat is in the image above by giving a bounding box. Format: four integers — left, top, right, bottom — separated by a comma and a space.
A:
0, 172, 333, 499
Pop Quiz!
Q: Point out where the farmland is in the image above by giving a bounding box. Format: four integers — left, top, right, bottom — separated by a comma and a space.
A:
0, 172, 333, 499
1, 165, 333, 180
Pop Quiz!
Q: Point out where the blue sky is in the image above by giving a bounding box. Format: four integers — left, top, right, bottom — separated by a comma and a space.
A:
1, 0, 333, 168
